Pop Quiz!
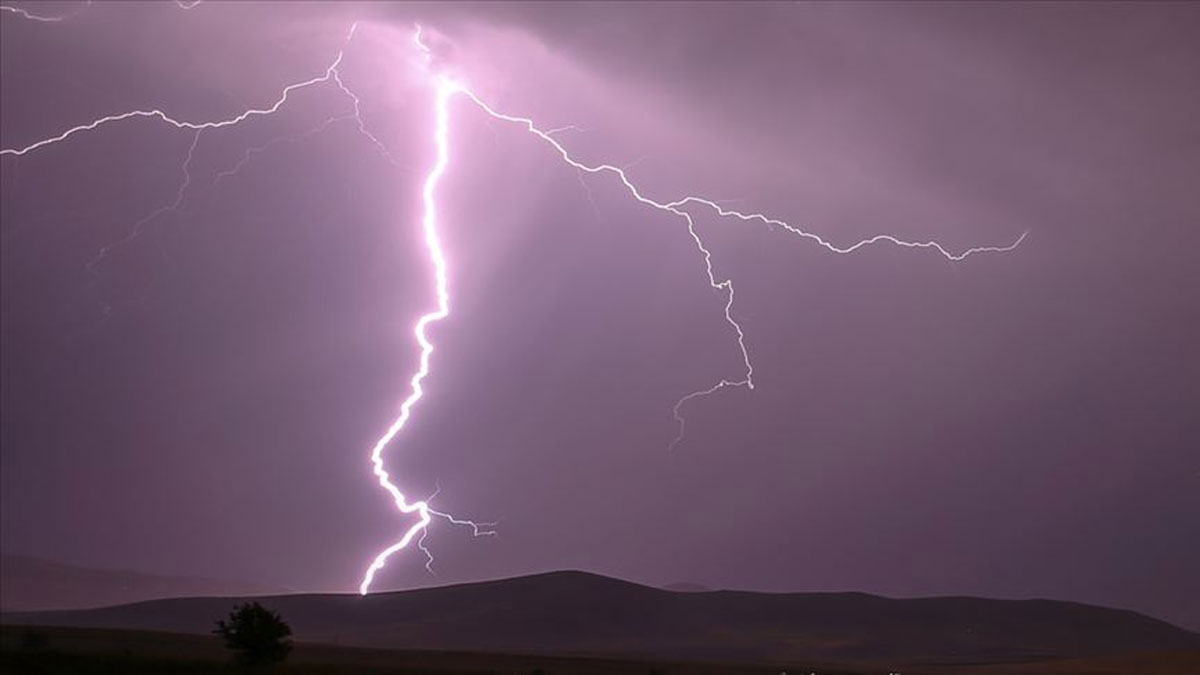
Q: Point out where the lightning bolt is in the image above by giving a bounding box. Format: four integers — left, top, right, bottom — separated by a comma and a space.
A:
355, 26, 1025, 592
357, 72, 504, 595
1, 19, 496, 592
1, 13, 1025, 596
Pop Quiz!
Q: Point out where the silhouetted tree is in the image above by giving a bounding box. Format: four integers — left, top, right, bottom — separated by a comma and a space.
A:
214, 602, 292, 667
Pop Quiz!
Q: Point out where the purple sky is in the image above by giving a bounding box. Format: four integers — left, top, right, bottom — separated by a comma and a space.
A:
2, 1, 1197, 630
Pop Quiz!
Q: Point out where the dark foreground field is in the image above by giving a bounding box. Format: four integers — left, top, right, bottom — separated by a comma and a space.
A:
3, 625, 1199, 675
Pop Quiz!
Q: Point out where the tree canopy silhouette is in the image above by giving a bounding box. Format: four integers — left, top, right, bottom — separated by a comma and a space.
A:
213, 602, 292, 667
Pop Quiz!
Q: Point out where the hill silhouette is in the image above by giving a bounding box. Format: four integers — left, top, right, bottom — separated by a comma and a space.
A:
4, 570, 1197, 665
661, 581, 712, 592
0, 554, 285, 612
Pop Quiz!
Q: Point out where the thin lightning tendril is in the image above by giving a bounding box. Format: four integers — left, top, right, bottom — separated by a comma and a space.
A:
0, 22, 357, 159
86, 130, 201, 276
211, 114, 354, 188
0, 4, 67, 22
0, 1, 199, 23
0, 17, 1025, 596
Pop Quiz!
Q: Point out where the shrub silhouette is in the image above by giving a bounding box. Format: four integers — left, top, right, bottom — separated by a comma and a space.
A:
214, 601, 293, 667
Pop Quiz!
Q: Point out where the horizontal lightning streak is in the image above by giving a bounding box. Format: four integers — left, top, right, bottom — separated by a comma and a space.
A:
0, 4, 66, 22
0, 1, 199, 23
544, 124, 587, 137
667, 197, 1030, 261
0, 24, 361, 158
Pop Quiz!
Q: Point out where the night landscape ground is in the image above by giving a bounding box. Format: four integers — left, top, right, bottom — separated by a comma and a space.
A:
3, 562, 1199, 674
3, 626, 1198, 675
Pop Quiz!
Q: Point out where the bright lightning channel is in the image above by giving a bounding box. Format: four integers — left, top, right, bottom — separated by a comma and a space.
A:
357, 72, 498, 595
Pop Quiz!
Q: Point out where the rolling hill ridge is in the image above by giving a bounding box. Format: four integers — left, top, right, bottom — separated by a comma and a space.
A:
4, 570, 1198, 665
